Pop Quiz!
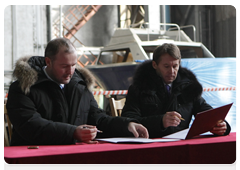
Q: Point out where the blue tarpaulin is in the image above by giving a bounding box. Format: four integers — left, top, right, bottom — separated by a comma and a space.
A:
181, 58, 236, 132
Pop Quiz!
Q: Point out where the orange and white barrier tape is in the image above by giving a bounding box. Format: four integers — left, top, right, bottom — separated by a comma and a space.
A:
93, 87, 236, 95
203, 87, 236, 92
93, 90, 128, 95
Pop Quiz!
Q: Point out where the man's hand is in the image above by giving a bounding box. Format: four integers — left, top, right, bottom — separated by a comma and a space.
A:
210, 120, 227, 136
73, 124, 98, 144
163, 111, 182, 128
128, 122, 149, 138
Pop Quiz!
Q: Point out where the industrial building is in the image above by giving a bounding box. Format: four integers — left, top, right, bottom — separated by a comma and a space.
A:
4, 5, 236, 165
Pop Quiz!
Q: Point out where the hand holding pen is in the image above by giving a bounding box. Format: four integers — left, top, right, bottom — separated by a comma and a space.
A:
82, 126, 103, 133
162, 111, 185, 128
73, 124, 102, 144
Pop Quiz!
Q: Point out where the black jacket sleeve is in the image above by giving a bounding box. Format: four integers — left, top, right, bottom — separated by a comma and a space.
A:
6, 82, 77, 146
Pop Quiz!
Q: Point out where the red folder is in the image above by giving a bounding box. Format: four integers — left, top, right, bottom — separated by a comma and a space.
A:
186, 103, 233, 139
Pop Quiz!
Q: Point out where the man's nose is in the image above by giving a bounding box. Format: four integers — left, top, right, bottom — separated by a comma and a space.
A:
70, 66, 75, 74
66, 66, 74, 74
169, 67, 174, 74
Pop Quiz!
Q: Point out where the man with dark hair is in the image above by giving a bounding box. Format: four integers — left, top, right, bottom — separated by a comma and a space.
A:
122, 43, 231, 138
6, 38, 148, 146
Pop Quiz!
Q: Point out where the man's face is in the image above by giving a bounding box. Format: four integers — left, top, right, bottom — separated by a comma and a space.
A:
45, 47, 77, 84
152, 53, 180, 84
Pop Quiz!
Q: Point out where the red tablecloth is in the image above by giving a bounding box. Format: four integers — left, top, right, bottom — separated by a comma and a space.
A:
4, 132, 236, 164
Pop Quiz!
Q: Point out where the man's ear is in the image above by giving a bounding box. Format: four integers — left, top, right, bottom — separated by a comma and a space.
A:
152, 60, 157, 69
45, 57, 51, 67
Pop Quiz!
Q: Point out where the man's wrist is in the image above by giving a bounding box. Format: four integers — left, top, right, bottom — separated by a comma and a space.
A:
73, 127, 80, 141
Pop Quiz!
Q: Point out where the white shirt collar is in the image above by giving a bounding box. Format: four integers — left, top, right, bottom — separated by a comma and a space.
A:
164, 83, 172, 87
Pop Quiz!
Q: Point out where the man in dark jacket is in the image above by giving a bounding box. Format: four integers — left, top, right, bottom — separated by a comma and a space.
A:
121, 43, 231, 138
6, 38, 148, 146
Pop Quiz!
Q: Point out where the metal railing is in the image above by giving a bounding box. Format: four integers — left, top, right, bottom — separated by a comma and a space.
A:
129, 22, 181, 41
168, 25, 196, 42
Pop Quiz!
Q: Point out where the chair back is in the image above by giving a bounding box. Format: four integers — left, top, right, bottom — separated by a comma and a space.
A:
4, 104, 12, 146
109, 98, 126, 117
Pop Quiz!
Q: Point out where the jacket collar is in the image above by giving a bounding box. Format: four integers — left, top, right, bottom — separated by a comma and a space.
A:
132, 60, 203, 100
13, 56, 95, 94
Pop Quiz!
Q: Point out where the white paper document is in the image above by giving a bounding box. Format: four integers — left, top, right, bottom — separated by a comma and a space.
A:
162, 128, 189, 140
96, 137, 180, 143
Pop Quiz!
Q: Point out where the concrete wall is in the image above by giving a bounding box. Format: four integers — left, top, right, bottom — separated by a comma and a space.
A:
4, 6, 12, 71
4, 5, 48, 95
4, 5, 47, 70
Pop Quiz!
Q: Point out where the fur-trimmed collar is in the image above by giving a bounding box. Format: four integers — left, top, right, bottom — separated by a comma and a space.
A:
13, 56, 95, 94
132, 60, 203, 101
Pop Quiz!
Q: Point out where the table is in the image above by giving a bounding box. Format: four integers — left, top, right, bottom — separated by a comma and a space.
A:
4, 132, 236, 164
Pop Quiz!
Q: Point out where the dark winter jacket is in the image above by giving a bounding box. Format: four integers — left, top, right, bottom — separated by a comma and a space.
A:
121, 60, 231, 138
6, 56, 135, 146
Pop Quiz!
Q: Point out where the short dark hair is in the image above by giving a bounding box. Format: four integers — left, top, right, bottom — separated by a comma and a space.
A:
44, 38, 76, 61
152, 43, 181, 64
